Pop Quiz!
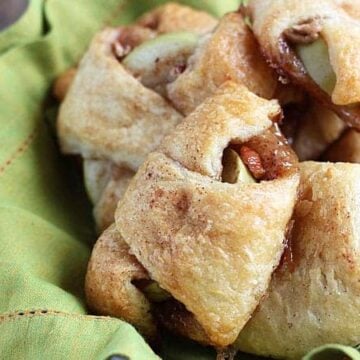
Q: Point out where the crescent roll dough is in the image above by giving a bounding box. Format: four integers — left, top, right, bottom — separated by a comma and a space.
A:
57, 28, 183, 171
248, 0, 360, 128
56, 4, 220, 231
85, 224, 155, 338
56, 24, 185, 231
115, 82, 299, 347
54, 3, 217, 103
236, 161, 360, 359
167, 12, 278, 115
57, 8, 284, 232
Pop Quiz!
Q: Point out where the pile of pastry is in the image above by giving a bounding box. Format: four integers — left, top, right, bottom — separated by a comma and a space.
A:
55, 1, 360, 359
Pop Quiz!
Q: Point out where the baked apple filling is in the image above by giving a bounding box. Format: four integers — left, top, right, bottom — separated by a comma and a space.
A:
247, 0, 360, 129
121, 31, 199, 92
222, 125, 298, 183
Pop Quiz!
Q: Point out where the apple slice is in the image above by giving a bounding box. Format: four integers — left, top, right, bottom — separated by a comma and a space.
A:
123, 31, 199, 90
142, 281, 171, 303
296, 37, 336, 95
222, 148, 255, 184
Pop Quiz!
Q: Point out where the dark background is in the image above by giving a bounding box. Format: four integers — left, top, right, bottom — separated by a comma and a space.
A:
0, 0, 28, 30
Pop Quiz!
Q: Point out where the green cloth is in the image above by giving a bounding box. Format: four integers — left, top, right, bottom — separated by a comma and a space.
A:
0, 1, 359, 359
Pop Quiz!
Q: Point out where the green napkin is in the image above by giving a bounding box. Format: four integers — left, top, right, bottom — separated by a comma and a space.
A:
0, 0, 359, 359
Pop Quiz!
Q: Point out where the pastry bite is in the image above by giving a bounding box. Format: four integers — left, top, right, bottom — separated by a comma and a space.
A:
167, 12, 279, 115
56, 6, 288, 232
90, 82, 300, 349
56, 27, 184, 230
57, 27, 183, 170
53, 2, 217, 102
247, 0, 360, 129
237, 161, 360, 359
55, 4, 221, 231
85, 224, 156, 338
323, 128, 360, 163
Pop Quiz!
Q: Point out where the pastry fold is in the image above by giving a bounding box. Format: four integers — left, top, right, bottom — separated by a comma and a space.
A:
236, 161, 360, 359
167, 12, 278, 115
57, 28, 182, 171
85, 224, 155, 337
248, 0, 360, 128
115, 82, 299, 347
57, 7, 286, 232
55, 4, 221, 231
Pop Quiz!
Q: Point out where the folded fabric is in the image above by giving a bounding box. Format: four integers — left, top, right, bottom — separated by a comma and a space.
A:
1, 0, 359, 359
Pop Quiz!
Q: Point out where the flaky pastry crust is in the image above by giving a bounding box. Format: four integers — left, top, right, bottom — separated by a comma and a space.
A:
167, 12, 278, 115
237, 161, 360, 359
249, 0, 360, 105
116, 82, 299, 347
57, 28, 182, 171
85, 224, 155, 337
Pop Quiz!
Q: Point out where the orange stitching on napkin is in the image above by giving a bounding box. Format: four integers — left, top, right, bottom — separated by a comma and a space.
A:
0, 128, 38, 177
0, 309, 120, 323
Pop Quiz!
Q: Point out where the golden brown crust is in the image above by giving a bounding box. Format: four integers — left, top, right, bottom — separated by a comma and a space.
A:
137, 2, 217, 35
56, 5, 217, 238
323, 129, 360, 163
237, 161, 360, 359
167, 13, 278, 115
116, 83, 299, 347
57, 28, 182, 170
85, 224, 156, 338
249, 0, 360, 105
163, 82, 281, 179
54, 3, 216, 102
53, 25, 156, 103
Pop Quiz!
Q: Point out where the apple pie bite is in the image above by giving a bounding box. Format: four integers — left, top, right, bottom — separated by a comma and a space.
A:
56, 6, 286, 232
248, 0, 360, 129
86, 82, 299, 349
237, 161, 360, 359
